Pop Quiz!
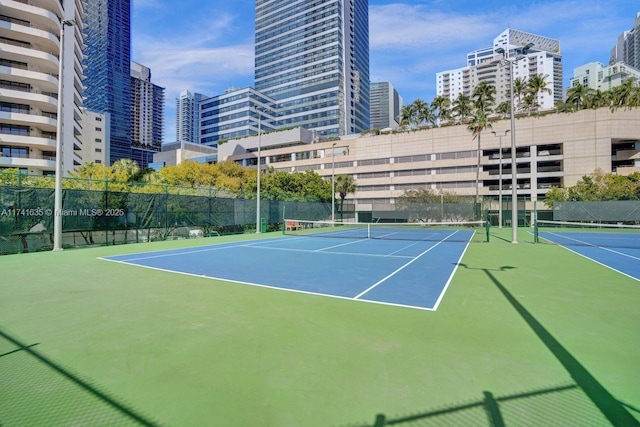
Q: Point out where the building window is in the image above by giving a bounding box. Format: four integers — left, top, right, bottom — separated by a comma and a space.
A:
95, 127, 102, 131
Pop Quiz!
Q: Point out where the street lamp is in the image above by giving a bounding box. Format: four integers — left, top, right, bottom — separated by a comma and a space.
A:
496, 43, 533, 243
331, 142, 337, 222
254, 104, 263, 233
53, 19, 76, 251
491, 130, 510, 228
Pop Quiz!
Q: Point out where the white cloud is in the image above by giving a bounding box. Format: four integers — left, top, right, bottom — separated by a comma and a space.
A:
369, 4, 496, 51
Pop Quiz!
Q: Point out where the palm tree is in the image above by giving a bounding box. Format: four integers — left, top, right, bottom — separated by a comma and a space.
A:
111, 158, 140, 182
472, 81, 496, 114
566, 83, 591, 111
527, 74, 551, 114
467, 109, 493, 202
495, 101, 510, 118
412, 98, 431, 128
452, 93, 473, 124
335, 174, 356, 220
398, 104, 415, 130
511, 77, 528, 112
431, 95, 451, 125
584, 89, 611, 109
611, 77, 637, 110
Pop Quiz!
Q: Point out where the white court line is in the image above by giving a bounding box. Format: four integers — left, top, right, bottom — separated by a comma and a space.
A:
98, 239, 288, 262
99, 257, 436, 311
538, 232, 640, 282
544, 231, 640, 261
244, 244, 414, 259
354, 231, 460, 299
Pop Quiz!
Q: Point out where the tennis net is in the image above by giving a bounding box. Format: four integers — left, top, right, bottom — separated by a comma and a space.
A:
283, 219, 489, 243
534, 220, 640, 248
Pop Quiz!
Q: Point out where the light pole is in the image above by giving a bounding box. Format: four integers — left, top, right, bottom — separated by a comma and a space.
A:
491, 130, 509, 228
496, 43, 533, 243
254, 105, 262, 233
53, 19, 76, 251
331, 142, 336, 222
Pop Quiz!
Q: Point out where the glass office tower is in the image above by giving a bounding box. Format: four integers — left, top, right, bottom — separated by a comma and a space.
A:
83, 0, 132, 165
255, 0, 370, 138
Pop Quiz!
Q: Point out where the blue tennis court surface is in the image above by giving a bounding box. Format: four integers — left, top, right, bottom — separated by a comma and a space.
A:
102, 231, 477, 311
537, 231, 640, 281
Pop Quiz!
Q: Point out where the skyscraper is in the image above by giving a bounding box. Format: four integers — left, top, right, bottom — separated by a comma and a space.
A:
0, 0, 85, 175
370, 82, 402, 129
611, 13, 640, 70
176, 90, 207, 143
83, 0, 132, 165
130, 62, 164, 153
254, 0, 370, 138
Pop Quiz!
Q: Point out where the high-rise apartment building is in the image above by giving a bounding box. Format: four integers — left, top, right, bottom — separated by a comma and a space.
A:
200, 87, 276, 147
611, 13, 640, 70
254, 0, 370, 138
0, 0, 85, 175
370, 82, 402, 130
437, 29, 562, 112
130, 61, 164, 157
83, 0, 132, 165
176, 90, 207, 143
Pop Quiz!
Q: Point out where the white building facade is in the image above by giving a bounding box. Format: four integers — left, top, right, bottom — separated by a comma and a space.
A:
437, 29, 562, 113
0, 0, 86, 175
176, 90, 207, 144
570, 61, 640, 91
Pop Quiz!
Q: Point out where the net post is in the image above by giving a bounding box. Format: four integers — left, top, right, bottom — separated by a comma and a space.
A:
485, 218, 490, 242
534, 220, 539, 243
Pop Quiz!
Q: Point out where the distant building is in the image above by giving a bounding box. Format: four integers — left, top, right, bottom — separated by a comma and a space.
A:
254, 0, 370, 138
130, 61, 164, 167
370, 82, 402, 130
83, 0, 133, 165
570, 61, 640, 91
437, 29, 562, 112
176, 90, 207, 144
199, 87, 277, 147
0, 1, 85, 175
151, 141, 217, 169
611, 12, 640, 69
79, 110, 110, 166
218, 110, 640, 218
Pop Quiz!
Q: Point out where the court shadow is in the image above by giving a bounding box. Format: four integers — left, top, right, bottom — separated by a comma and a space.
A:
454, 264, 639, 426
350, 383, 603, 426
0, 328, 159, 426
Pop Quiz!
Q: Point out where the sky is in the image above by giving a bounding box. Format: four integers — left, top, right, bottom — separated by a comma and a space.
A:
131, 0, 638, 142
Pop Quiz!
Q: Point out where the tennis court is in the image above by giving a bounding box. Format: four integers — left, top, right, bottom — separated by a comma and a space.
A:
535, 220, 640, 281
2, 226, 639, 426
102, 221, 486, 310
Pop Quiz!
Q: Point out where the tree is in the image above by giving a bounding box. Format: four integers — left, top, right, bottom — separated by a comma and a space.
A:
543, 170, 640, 208
472, 81, 496, 114
467, 108, 493, 201
452, 93, 473, 124
398, 104, 415, 130
527, 74, 551, 114
611, 77, 638, 110
430, 95, 451, 125
111, 158, 141, 182
334, 174, 356, 219
511, 77, 528, 112
566, 83, 591, 111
